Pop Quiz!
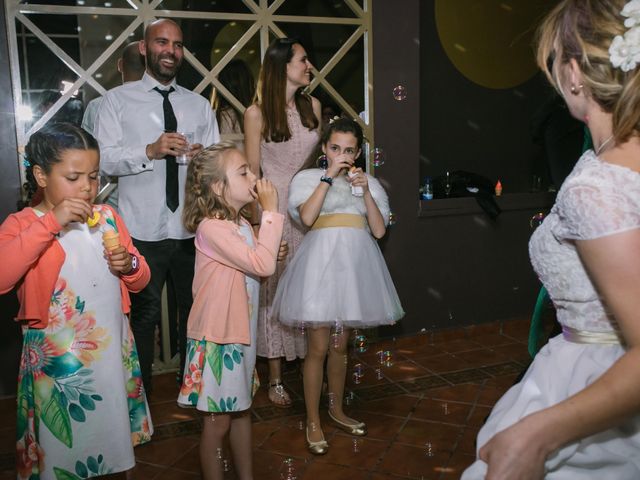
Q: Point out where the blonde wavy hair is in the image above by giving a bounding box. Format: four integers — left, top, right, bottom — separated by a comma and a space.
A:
183, 141, 247, 232
536, 0, 640, 143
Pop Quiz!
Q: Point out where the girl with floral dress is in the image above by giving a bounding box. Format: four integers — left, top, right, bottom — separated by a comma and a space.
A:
177, 142, 285, 480
0, 123, 152, 479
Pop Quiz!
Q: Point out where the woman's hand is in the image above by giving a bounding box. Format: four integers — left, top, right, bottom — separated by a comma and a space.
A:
348, 167, 369, 193
105, 245, 133, 275
52, 198, 93, 227
255, 178, 278, 212
326, 153, 353, 178
478, 416, 549, 480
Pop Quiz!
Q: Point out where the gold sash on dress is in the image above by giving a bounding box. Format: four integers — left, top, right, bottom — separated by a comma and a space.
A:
562, 325, 622, 345
311, 213, 365, 230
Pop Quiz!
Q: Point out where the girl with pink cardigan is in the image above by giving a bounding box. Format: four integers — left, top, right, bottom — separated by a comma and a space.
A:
177, 141, 285, 480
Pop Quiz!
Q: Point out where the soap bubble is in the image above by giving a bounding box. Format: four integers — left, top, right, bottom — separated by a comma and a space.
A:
352, 438, 361, 453
332, 321, 344, 348
280, 457, 297, 480
425, 441, 435, 457
352, 363, 363, 384
530, 212, 546, 229
353, 333, 368, 353
372, 147, 385, 167
392, 85, 407, 101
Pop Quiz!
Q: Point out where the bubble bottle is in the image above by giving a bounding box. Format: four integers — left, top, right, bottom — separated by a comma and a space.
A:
420, 176, 433, 200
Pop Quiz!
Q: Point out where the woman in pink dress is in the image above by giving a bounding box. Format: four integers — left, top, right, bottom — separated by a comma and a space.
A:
244, 38, 321, 407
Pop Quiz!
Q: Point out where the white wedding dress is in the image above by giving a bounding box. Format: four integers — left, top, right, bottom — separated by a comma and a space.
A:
463, 151, 640, 479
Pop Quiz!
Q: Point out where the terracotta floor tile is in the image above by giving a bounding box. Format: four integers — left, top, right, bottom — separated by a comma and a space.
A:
434, 339, 484, 354
0, 427, 15, 456
443, 451, 477, 478
396, 419, 463, 452
456, 427, 479, 455
148, 373, 181, 404
150, 401, 201, 426
0, 318, 540, 479
252, 420, 283, 447
300, 461, 370, 480
258, 425, 315, 460
130, 461, 167, 479
253, 450, 306, 480
477, 383, 510, 406
313, 434, 389, 470
153, 468, 201, 479
372, 361, 430, 382
415, 353, 471, 374
454, 348, 511, 367
411, 398, 472, 425
425, 383, 481, 404
360, 394, 420, 418
466, 405, 493, 428
469, 333, 517, 347
135, 435, 199, 466
378, 443, 450, 479
492, 343, 531, 364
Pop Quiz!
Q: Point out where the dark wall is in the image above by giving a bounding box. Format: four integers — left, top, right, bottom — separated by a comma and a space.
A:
0, 5, 23, 397
373, 0, 550, 337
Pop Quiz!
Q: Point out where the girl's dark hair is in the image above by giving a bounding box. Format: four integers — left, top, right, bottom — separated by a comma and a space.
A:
22, 122, 99, 207
212, 59, 256, 134
300, 117, 365, 171
255, 37, 318, 142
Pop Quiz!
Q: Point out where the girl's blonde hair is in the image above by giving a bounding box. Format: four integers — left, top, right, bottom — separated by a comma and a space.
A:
183, 141, 246, 232
536, 0, 640, 143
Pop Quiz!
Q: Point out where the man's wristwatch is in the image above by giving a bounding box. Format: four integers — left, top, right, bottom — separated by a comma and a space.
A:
320, 175, 333, 186
124, 253, 140, 276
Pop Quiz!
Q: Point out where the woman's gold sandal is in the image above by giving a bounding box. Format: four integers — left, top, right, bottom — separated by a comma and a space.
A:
328, 410, 367, 436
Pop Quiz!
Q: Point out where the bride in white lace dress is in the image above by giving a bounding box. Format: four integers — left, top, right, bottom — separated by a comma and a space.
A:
462, 1, 640, 479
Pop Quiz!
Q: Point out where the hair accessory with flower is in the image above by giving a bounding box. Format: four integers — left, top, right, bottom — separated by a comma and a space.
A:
328, 115, 341, 124
22, 158, 31, 168
609, 0, 640, 72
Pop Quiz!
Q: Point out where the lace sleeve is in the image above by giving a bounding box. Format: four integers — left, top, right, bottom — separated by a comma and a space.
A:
556, 182, 640, 240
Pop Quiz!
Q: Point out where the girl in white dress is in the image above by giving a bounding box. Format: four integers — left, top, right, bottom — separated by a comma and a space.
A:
462, 1, 640, 478
272, 118, 404, 454
177, 142, 285, 480
0, 123, 152, 479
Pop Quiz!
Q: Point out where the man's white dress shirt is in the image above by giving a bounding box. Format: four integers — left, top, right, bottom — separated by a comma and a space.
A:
94, 72, 220, 241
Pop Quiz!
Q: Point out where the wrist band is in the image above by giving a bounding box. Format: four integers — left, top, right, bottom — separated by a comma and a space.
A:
123, 253, 140, 276
320, 175, 333, 186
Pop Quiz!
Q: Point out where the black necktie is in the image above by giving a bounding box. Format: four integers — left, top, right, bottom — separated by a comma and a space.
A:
154, 86, 179, 212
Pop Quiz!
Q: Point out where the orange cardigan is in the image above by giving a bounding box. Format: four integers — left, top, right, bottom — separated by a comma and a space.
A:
0, 206, 150, 328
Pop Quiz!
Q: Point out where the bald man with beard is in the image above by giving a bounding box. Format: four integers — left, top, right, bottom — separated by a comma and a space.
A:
94, 19, 220, 395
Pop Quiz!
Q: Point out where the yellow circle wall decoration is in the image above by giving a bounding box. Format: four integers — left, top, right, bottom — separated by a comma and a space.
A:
434, 0, 555, 89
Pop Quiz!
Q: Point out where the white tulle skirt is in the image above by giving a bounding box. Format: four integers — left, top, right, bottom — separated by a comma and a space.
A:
462, 334, 640, 479
272, 226, 404, 329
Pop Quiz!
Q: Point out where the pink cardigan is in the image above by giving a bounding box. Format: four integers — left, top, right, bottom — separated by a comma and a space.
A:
187, 211, 284, 344
0, 206, 150, 328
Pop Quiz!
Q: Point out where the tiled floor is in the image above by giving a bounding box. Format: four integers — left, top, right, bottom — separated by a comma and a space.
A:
0, 317, 543, 479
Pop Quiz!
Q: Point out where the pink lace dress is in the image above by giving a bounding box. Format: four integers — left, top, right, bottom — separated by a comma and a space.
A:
257, 106, 319, 360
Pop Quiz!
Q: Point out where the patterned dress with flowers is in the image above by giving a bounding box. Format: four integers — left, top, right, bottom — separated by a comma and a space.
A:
178, 223, 260, 413
16, 206, 152, 480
